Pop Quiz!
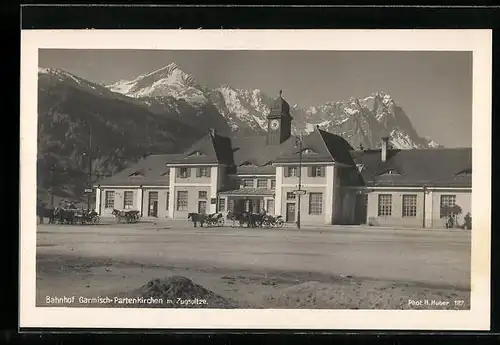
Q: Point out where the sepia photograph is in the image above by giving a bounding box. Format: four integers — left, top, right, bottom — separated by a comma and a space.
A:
20, 30, 491, 330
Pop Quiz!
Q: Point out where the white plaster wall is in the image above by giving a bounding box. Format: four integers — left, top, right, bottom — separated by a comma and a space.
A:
275, 166, 283, 216
168, 168, 176, 218
210, 166, 219, 213
324, 165, 335, 224
95, 188, 101, 214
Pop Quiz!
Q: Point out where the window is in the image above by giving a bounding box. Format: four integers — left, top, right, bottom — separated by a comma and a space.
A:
123, 191, 134, 209
440, 195, 457, 218
402, 194, 417, 217
243, 179, 254, 188
178, 167, 190, 178
378, 194, 392, 216
270, 179, 276, 189
286, 192, 296, 200
197, 167, 210, 177
309, 193, 323, 215
267, 199, 275, 215
257, 179, 267, 188
166, 192, 170, 210
198, 200, 207, 214
227, 199, 234, 213
309, 166, 325, 177
105, 191, 115, 209
218, 198, 226, 212
176, 191, 188, 211
286, 167, 299, 177
198, 191, 207, 199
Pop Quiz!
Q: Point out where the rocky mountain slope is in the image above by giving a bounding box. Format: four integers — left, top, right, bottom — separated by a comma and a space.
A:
108, 63, 439, 149
37, 67, 205, 204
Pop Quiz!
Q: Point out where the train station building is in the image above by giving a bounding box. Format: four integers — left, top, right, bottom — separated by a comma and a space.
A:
94, 93, 472, 228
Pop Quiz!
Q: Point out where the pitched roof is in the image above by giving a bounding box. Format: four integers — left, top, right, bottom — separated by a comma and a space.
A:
95, 154, 177, 186
351, 147, 472, 187
230, 134, 298, 167
163, 132, 235, 165
273, 127, 356, 165
166, 133, 220, 164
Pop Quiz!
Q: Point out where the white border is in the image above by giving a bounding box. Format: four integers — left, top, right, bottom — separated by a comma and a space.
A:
20, 29, 492, 330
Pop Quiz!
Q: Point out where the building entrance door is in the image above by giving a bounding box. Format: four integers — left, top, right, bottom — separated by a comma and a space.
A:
148, 191, 159, 217
286, 203, 296, 223
198, 200, 207, 214
354, 193, 368, 224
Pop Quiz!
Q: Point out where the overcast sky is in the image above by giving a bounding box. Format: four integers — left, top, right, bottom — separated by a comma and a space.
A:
39, 50, 472, 148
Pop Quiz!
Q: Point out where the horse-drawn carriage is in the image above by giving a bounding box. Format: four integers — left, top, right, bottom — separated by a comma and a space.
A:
112, 209, 141, 223
226, 212, 284, 228
73, 209, 100, 225
39, 207, 100, 225
187, 212, 225, 227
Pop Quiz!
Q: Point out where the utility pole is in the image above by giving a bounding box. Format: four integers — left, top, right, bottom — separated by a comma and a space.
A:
83, 121, 93, 211
296, 133, 303, 230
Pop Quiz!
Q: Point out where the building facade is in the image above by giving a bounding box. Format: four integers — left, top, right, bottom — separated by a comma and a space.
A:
95, 93, 472, 229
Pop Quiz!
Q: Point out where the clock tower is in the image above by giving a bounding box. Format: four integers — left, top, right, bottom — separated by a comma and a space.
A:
267, 90, 293, 145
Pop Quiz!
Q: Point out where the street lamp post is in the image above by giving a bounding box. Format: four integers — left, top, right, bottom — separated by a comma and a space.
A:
296, 133, 304, 230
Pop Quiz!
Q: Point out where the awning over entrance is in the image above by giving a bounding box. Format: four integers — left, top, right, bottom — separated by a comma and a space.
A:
219, 188, 275, 198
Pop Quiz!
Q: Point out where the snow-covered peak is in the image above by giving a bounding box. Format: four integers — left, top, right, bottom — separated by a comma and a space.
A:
107, 62, 206, 105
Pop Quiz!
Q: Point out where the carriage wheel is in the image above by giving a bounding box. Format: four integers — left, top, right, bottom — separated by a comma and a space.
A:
217, 218, 225, 227
276, 219, 284, 228
263, 220, 271, 228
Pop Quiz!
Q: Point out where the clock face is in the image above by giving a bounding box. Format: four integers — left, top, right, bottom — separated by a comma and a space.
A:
270, 119, 280, 130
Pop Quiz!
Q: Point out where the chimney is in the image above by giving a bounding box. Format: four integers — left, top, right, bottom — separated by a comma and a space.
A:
208, 128, 216, 137
381, 136, 389, 162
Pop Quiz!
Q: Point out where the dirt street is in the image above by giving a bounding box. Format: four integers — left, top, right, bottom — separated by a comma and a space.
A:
36, 220, 471, 309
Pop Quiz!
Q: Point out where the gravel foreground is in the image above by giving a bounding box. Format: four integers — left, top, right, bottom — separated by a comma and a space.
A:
37, 255, 470, 310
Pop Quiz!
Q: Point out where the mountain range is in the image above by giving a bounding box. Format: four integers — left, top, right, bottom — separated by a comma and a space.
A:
108, 62, 439, 149
37, 63, 439, 204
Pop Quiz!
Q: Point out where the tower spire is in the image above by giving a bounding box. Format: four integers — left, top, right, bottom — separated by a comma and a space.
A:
279, 89, 282, 97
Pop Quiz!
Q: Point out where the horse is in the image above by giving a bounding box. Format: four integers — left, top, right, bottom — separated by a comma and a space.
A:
53, 207, 76, 224
243, 212, 264, 228
188, 212, 207, 227
37, 206, 56, 224
226, 211, 246, 227
112, 209, 127, 223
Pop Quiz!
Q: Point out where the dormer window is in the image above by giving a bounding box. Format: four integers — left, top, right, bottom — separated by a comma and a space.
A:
379, 169, 401, 176
302, 148, 316, 154
456, 168, 472, 176
188, 151, 204, 157
240, 160, 257, 166
129, 170, 144, 177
